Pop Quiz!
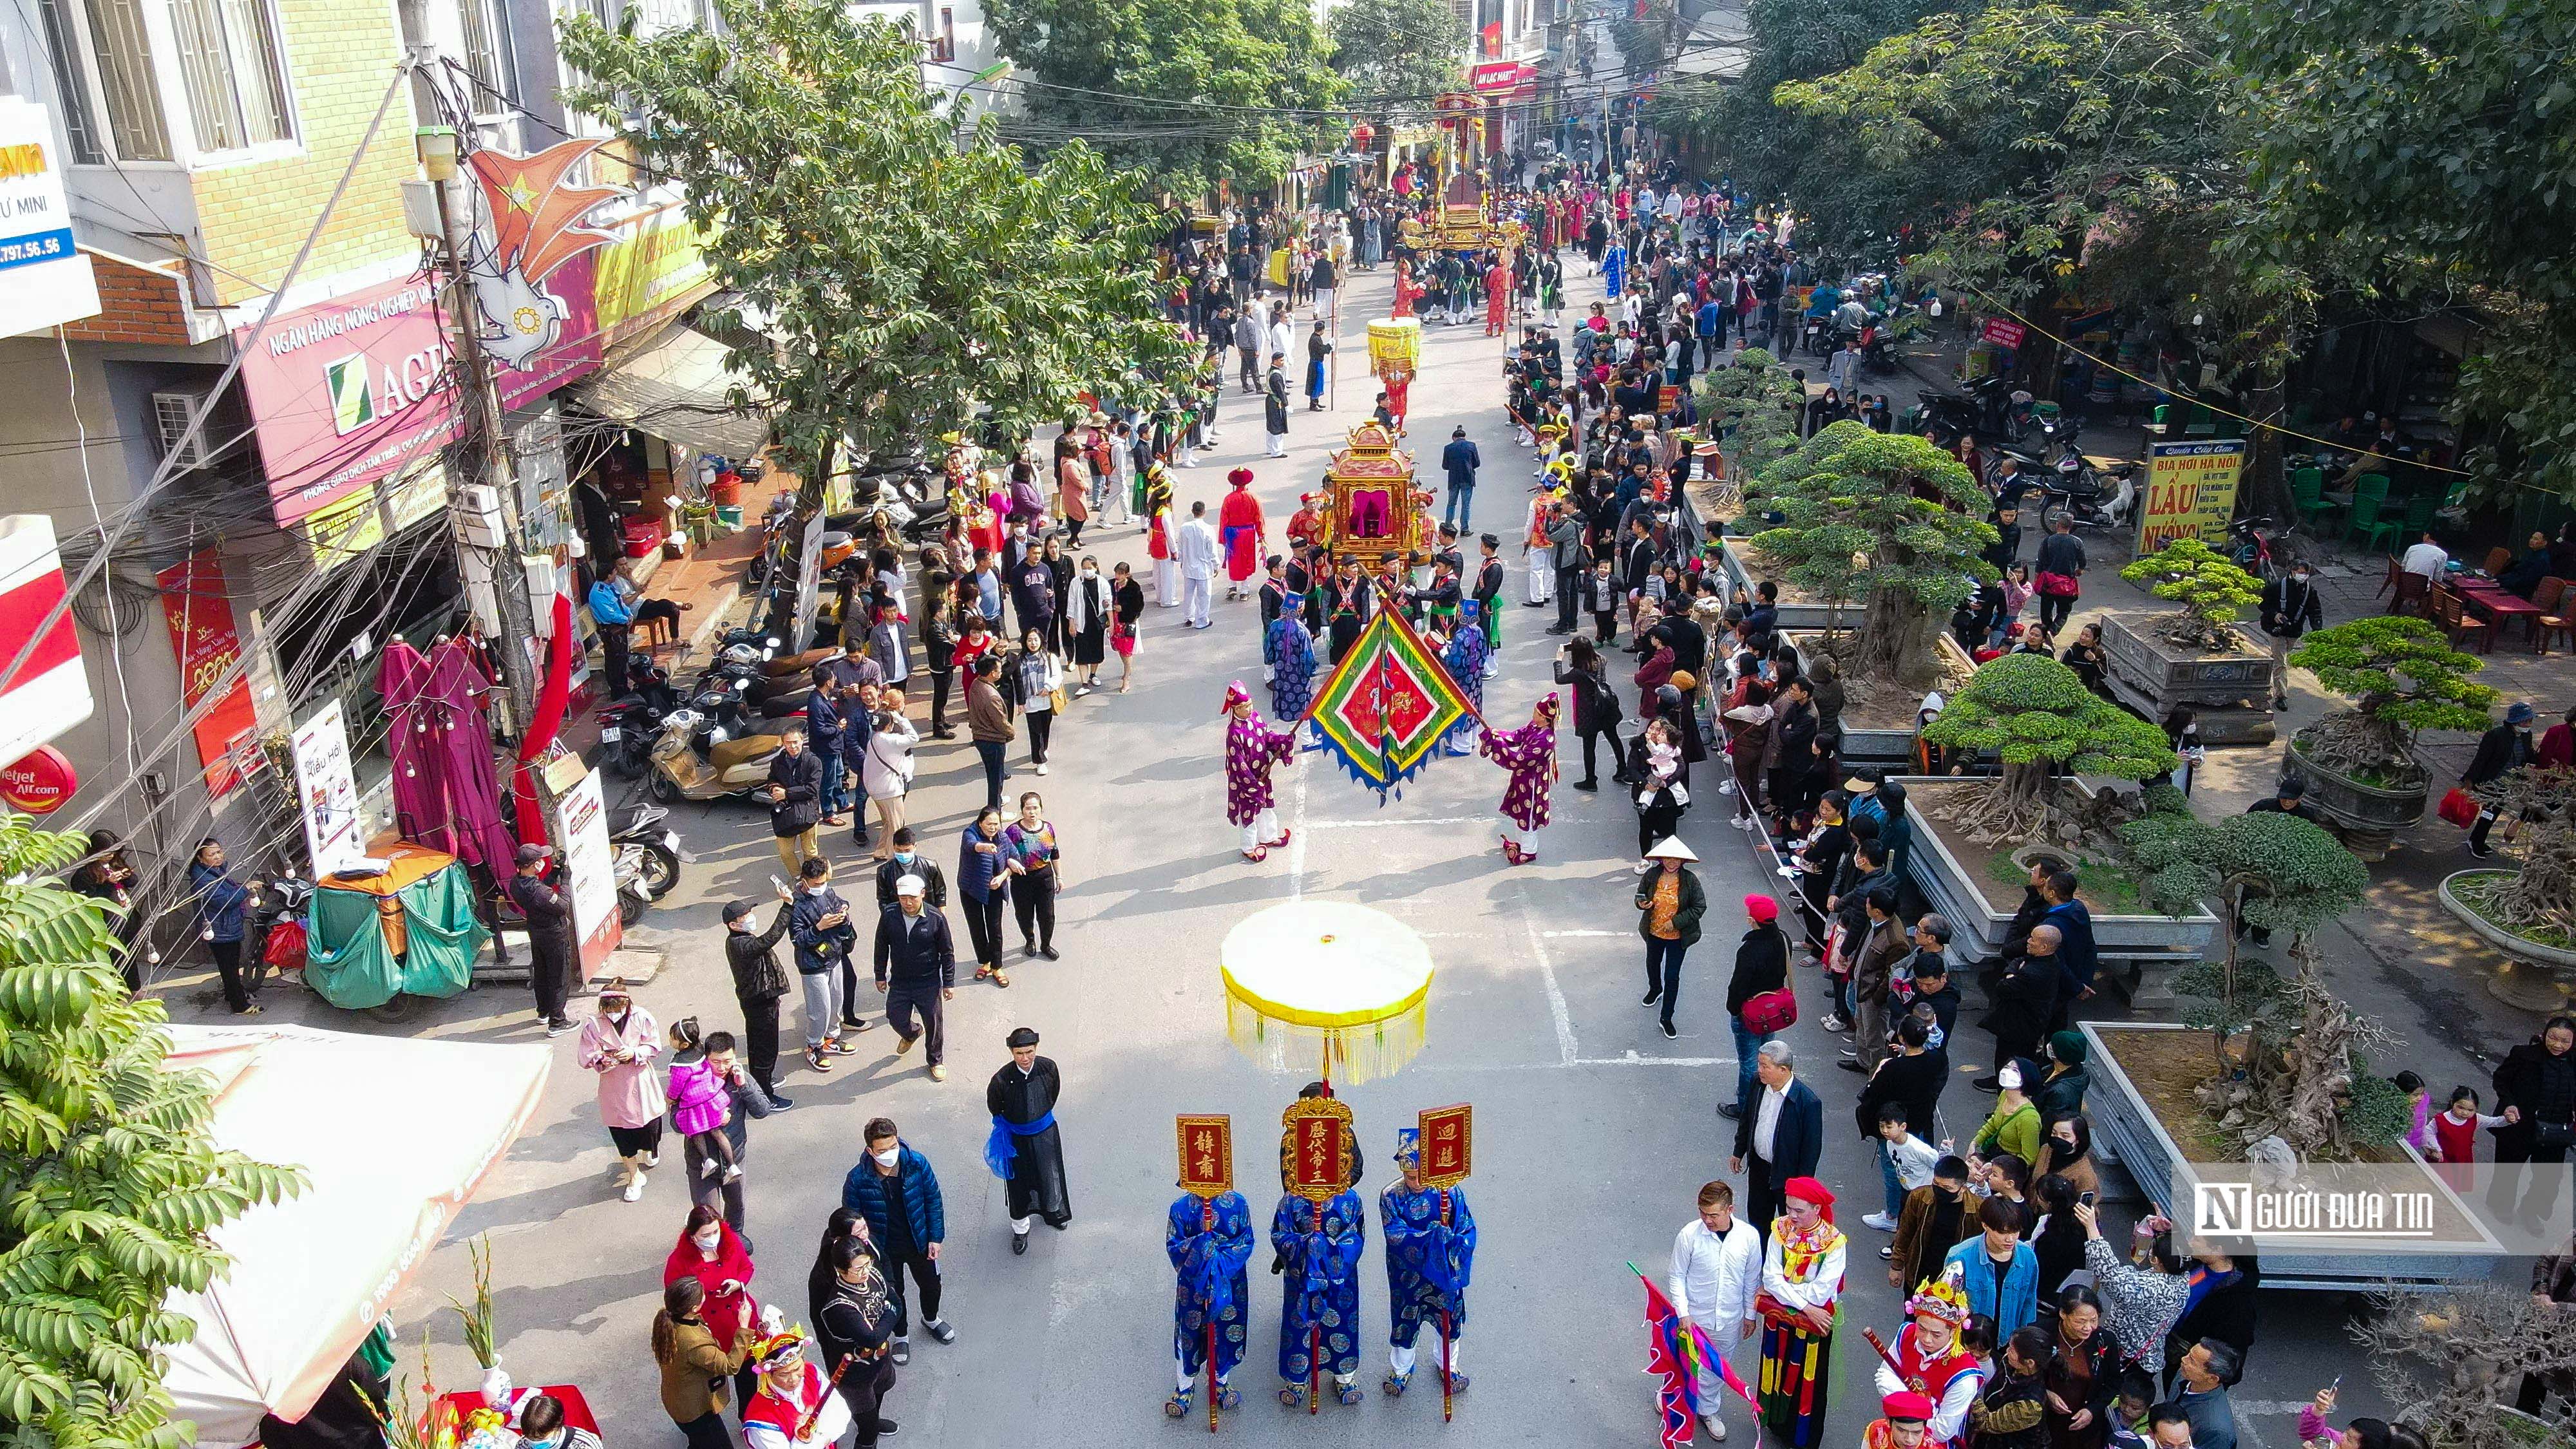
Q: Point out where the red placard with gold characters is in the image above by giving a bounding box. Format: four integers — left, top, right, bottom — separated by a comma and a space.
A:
1175, 1115, 1234, 1199
1283, 1097, 1354, 1204
1417, 1103, 1472, 1188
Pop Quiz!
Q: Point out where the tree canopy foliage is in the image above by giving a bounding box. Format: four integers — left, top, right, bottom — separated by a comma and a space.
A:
560, 0, 1191, 491
981, 0, 1342, 187
1324, 0, 1466, 115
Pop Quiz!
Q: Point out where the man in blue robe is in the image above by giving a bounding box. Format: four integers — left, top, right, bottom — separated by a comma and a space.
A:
1273, 1188, 1367, 1407
1440, 603, 1492, 755
1379, 1127, 1476, 1397
1267, 594, 1318, 721
1164, 1188, 1255, 1419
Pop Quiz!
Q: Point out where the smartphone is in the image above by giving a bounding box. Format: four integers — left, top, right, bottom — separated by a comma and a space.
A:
2079, 1189, 2098, 1208
769, 873, 788, 895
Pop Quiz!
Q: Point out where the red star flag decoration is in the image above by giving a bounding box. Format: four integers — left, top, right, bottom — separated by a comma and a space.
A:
1299, 598, 1477, 800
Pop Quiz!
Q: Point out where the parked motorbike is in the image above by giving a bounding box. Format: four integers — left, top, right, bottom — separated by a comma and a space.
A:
251, 871, 313, 981
611, 803, 681, 900
646, 705, 789, 805
1918, 375, 2038, 446
2228, 515, 2300, 581
612, 844, 654, 928
2036, 455, 2137, 533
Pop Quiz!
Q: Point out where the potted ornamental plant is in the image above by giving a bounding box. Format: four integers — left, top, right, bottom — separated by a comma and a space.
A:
2284, 616, 2497, 858
2088, 808, 2474, 1288
2103, 537, 2273, 743
2442, 767, 2576, 1001
1740, 420, 1996, 692
1909, 652, 2213, 987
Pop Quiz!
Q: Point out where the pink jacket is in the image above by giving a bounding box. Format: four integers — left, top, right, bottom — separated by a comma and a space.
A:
577, 1007, 664, 1130
665, 1054, 730, 1137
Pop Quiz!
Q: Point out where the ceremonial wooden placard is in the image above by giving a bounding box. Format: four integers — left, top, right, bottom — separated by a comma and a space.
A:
1176, 1114, 1234, 1198
1283, 1097, 1354, 1204
1416, 1103, 1473, 1188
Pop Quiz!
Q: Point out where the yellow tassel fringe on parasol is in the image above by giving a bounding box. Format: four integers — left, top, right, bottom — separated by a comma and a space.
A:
1220, 901, 1434, 1085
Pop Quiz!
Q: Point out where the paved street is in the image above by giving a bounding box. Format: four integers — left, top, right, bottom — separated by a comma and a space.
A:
255, 260, 2403, 1445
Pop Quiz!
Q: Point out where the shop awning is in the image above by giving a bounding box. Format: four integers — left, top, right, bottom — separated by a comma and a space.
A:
154, 1023, 550, 1448
571, 321, 773, 459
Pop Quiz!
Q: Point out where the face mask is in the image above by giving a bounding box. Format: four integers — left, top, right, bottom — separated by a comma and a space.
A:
694, 1231, 721, 1251
873, 1148, 900, 1168
894, 851, 915, 864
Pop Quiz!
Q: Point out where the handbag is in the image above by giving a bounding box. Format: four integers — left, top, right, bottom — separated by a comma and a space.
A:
2437, 787, 2480, 829
1048, 687, 1070, 712
1741, 984, 1799, 1034
2036, 570, 2081, 599
2541, 1121, 2576, 1151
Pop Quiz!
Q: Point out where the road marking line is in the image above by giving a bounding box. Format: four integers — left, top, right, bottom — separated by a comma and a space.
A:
1540, 928, 1623, 938
1524, 911, 1578, 1067
1414, 1055, 1738, 1073
1304, 815, 1484, 829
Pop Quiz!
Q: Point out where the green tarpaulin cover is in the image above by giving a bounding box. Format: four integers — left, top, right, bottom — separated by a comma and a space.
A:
303, 864, 488, 1009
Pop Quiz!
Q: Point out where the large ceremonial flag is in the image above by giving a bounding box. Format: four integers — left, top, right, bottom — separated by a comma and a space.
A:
1301, 600, 1475, 799
1633, 1264, 1759, 1449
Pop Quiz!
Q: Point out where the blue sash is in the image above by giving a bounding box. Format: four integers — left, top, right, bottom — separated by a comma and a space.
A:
984, 1111, 1055, 1179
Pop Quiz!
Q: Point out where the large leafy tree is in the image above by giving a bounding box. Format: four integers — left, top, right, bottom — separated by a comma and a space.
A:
1325, 0, 1466, 115
1743, 421, 1996, 687
0, 816, 302, 1447
2221, 0, 2576, 502
560, 0, 1191, 493
980, 0, 1342, 188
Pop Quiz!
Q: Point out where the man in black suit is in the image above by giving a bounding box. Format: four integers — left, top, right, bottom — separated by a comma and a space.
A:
1730, 1039, 1822, 1242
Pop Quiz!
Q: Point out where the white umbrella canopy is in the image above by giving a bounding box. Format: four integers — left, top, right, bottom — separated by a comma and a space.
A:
155, 1024, 549, 1448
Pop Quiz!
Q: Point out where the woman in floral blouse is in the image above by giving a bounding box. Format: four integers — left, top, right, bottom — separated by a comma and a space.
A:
1002, 791, 1064, 961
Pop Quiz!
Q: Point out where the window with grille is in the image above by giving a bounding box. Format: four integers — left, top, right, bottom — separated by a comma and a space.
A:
166, 0, 294, 153
44, 0, 175, 162
456, 0, 513, 109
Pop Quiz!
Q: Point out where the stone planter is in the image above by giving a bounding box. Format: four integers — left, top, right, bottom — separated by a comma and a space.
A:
2098, 612, 2277, 746
1716, 538, 1851, 631
1898, 777, 2216, 1009
1780, 632, 1980, 770
2439, 869, 2576, 1012
2082, 1022, 2497, 1289
2284, 735, 2429, 862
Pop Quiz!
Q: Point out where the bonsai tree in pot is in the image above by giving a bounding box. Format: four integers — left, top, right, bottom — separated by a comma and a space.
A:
2116, 537, 2266, 652
1741, 420, 1996, 688
2124, 806, 2389, 1158
2355, 1280, 2576, 1449
2453, 767, 2576, 951
2285, 616, 2497, 788
1696, 347, 1808, 511
1917, 651, 2178, 843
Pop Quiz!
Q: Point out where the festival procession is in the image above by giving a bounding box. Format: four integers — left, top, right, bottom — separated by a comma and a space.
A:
6, 0, 2575, 1445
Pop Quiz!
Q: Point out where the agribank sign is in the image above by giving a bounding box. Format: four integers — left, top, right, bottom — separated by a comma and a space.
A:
236, 274, 460, 526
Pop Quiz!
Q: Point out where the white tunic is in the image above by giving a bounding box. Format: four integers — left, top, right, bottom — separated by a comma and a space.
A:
1667, 1217, 1763, 1329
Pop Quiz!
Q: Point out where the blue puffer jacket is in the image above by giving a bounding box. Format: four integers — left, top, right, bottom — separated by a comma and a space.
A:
189, 862, 252, 943
841, 1142, 945, 1249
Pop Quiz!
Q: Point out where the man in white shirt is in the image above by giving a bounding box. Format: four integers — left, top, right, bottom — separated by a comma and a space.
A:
1176, 499, 1221, 630
1667, 1180, 1763, 1441
1265, 305, 1293, 376
2400, 531, 2449, 582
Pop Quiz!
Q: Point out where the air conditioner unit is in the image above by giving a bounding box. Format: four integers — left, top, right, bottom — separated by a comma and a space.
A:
153, 392, 211, 469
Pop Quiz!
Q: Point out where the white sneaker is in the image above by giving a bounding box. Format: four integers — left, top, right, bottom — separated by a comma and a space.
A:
622, 1170, 647, 1203
1862, 1211, 1899, 1232
1036, 762, 1050, 776
1705, 1416, 1728, 1441
1717, 779, 1736, 795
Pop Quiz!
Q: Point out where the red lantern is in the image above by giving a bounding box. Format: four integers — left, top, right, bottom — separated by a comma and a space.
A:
1, 745, 77, 814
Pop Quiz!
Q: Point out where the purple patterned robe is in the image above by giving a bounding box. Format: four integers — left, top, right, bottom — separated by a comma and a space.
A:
1225, 712, 1298, 826
1475, 705, 1558, 831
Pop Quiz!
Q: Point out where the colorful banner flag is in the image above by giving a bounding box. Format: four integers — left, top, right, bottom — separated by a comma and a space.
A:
1302, 601, 1475, 799
1634, 1265, 1759, 1449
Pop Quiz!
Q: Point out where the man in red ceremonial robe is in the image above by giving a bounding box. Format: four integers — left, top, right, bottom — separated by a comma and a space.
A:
1219, 469, 1266, 600
1392, 261, 1422, 319
1286, 494, 1323, 553
1484, 259, 1512, 337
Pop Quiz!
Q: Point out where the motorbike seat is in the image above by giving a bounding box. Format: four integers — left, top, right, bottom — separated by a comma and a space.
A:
710, 734, 783, 771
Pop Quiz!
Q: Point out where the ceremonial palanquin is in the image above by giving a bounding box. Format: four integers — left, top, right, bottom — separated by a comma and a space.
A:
1317, 421, 1431, 569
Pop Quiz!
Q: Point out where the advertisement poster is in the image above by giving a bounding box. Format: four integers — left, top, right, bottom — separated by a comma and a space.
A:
0, 97, 100, 334
592, 204, 714, 345
0, 745, 76, 813
552, 766, 622, 976
1980, 317, 2028, 350
2136, 439, 2248, 553
155, 550, 262, 797
289, 701, 366, 877
0, 514, 93, 768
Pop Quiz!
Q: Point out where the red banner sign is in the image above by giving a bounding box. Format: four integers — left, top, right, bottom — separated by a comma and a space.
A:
1980, 317, 2028, 350
0, 745, 75, 813
1417, 1103, 1473, 1188
155, 550, 262, 797
1470, 60, 1531, 94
